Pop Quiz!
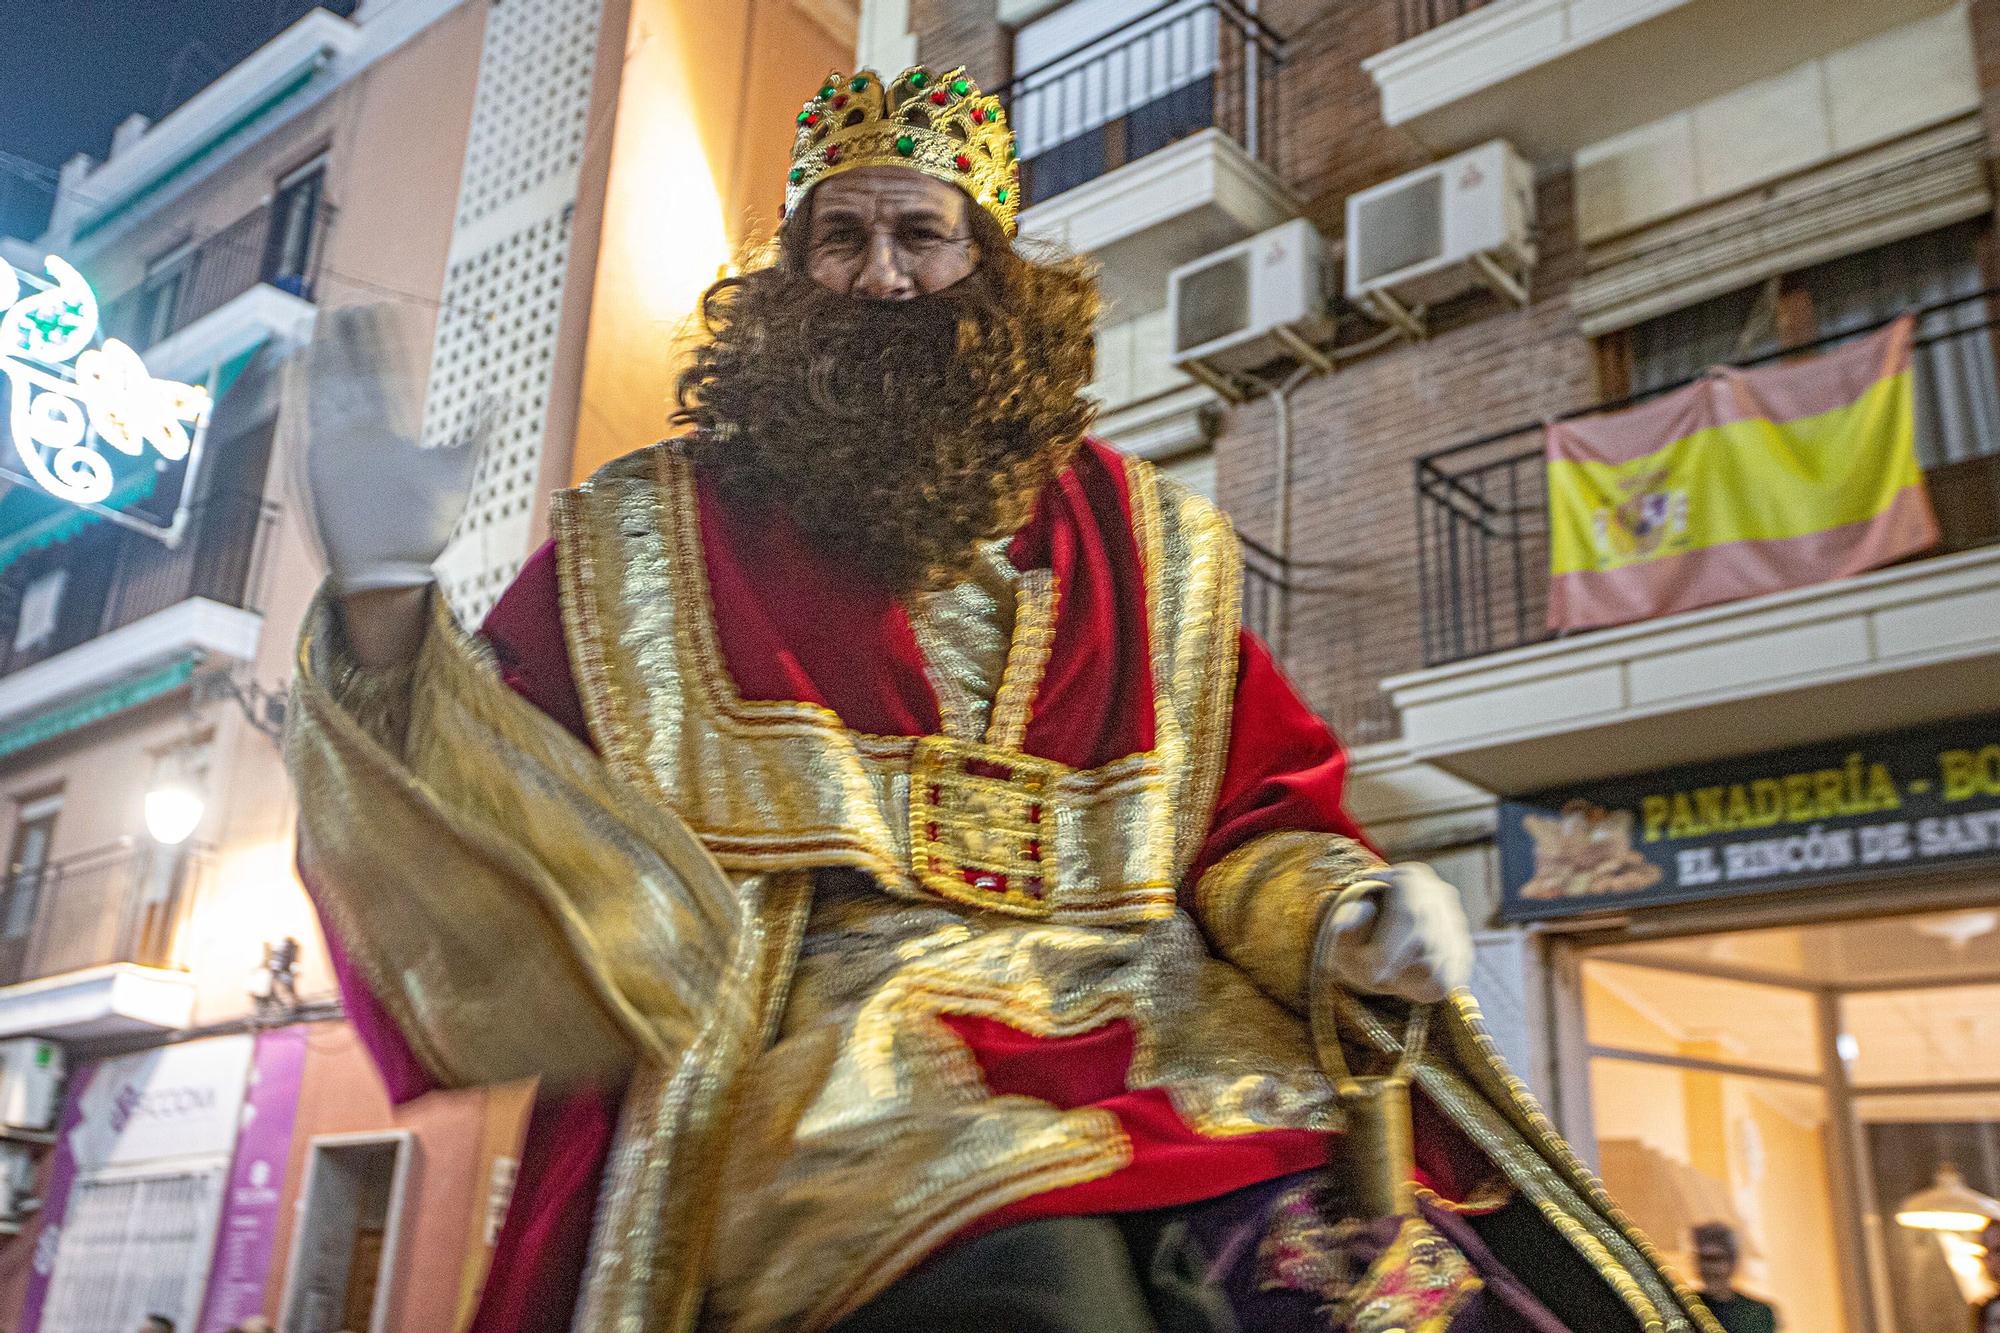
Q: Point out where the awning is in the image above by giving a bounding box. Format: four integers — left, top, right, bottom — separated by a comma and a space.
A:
1571, 117, 1992, 337
0, 656, 194, 760
0, 338, 266, 575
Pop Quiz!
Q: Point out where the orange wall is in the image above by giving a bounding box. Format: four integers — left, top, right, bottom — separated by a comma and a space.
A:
261, 1022, 533, 1331
567, 0, 848, 482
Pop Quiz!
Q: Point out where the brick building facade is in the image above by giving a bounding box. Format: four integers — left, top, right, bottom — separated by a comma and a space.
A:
883, 3, 2000, 1326
904, 0, 2000, 749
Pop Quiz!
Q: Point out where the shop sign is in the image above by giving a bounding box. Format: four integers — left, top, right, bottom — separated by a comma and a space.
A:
1498, 712, 2000, 921
67, 1032, 254, 1166
0, 252, 211, 508
197, 1026, 309, 1333
20, 1034, 255, 1333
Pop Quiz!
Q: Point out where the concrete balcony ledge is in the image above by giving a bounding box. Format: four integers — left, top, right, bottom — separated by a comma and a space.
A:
1384, 545, 2000, 795
1364, 0, 1960, 160
1094, 383, 1217, 461
1018, 129, 1299, 316
0, 964, 197, 1042
141, 283, 318, 386
0, 598, 262, 730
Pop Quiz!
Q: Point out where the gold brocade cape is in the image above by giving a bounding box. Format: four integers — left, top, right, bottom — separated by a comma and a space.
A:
287, 446, 1718, 1332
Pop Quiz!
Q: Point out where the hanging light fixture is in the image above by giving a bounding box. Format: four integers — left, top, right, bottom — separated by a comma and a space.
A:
143, 780, 206, 846
1896, 1165, 2000, 1232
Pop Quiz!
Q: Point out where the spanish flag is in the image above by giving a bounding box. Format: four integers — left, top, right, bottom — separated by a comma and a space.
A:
1547, 314, 1938, 632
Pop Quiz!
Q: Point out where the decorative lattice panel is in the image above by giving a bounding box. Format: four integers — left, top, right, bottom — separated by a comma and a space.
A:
426, 0, 605, 625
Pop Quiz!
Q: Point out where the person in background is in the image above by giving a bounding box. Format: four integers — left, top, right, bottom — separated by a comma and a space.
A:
1693, 1222, 1777, 1332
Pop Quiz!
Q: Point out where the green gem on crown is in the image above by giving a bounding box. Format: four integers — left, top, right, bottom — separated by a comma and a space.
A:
796, 109, 811, 124
951, 78, 971, 95
996, 187, 1009, 203
850, 75, 869, 92
819, 84, 837, 99
909, 70, 929, 88
895, 135, 916, 156
788, 167, 805, 183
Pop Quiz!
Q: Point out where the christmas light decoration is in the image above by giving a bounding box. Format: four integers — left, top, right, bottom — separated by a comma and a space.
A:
0, 253, 212, 508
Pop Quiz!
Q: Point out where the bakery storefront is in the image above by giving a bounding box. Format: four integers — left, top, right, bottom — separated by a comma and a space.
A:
1501, 712, 2000, 1333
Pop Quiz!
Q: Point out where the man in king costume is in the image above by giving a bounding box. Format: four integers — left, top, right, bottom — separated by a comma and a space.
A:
285, 65, 1718, 1333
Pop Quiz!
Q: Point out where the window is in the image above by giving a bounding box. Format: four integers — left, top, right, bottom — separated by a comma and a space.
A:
1620, 223, 2000, 465
0, 796, 59, 962
1010, 0, 1221, 202
12, 569, 65, 654
1611, 222, 2000, 552
263, 157, 327, 298
132, 243, 192, 349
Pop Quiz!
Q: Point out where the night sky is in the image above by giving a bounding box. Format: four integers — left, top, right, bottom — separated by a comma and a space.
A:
0, 0, 358, 238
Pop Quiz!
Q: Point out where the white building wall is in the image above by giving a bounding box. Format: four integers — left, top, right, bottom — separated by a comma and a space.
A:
428, 0, 609, 624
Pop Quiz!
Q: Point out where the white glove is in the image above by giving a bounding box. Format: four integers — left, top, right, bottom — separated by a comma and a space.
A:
1318, 862, 1474, 1005
287, 303, 490, 593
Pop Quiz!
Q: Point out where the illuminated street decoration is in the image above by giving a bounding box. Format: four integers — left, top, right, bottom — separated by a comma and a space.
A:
0, 254, 211, 507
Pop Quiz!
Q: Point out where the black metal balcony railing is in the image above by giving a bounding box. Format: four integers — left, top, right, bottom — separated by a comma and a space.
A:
1415, 289, 2000, 669
0, 489, 278, 677
101, 197, 333, 350
0, 843, 187, 988
1396, 0, 1497, 43
1002, 0, 1284, 208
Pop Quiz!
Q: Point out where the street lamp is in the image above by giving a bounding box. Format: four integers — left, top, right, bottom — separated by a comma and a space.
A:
143, 780, 206, 845
1896, 1165, 2000, 1232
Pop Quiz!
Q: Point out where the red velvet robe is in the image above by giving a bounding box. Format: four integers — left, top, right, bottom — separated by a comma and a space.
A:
324, 443, 1377, 1330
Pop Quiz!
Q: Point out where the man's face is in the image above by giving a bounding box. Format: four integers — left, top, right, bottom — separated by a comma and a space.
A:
1693, 1236, 1736, 1290
804, 169, 981, 300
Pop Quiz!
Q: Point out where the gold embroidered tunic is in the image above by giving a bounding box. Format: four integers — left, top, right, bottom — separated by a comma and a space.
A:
287, 443, 1718, 1332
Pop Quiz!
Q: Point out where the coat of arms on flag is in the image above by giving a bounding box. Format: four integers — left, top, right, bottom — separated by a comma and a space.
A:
1546, 314, 1938, 632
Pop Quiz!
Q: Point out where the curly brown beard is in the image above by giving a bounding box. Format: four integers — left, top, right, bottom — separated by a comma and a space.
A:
673, 206, 1100, 596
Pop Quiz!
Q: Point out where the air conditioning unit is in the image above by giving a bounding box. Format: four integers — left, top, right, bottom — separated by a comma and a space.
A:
0, 1142, 34, 1220
1169, 218, 1334, 392
1346, 139, 1535, 338
0, 1039, 62, 1132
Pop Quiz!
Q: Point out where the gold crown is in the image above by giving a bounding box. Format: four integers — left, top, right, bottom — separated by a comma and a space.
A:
785, 66, 1020, 236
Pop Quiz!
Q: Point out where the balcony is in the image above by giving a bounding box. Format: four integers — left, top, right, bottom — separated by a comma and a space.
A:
100, 196, 329, 379
1362, 0, 1962, 161
0, 845, 197, 1041
1385, 289, 2000, 793
1007, 0, 1295, 315
0, 489, 274, 679
0, 490, 274, 753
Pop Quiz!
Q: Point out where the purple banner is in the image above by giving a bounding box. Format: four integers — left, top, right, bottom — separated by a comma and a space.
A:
17, 1065, 96, 1333
197, 1025, 309, 1333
